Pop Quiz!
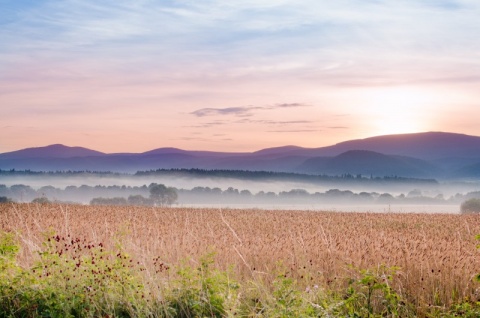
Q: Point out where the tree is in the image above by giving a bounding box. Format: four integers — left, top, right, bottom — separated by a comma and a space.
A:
377, 193, 395, 204
0, 196, 12, 203
32, 197, 51, 204
461, 198, 480, 214
127, 195, 152, 206
149, 184, 178, 206
90, 197, 127, 206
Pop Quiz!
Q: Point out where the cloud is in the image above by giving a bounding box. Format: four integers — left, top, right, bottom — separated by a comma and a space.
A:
234, 117, 313, 122
327, 126, 349, 129
1, 0, 480, 152
186, 121, 227, 128
272, 103, 308, 108
190, 106, 261, 117
190, 103, 308, 117
267, 129, 321, 133
235, 119, 314, 126
173, 137, 211, 142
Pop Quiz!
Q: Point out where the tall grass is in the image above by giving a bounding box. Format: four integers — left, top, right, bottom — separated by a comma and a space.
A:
1, 203, 480, 316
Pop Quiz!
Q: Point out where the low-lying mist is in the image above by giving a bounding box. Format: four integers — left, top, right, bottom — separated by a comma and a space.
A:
2, 170, 480, 213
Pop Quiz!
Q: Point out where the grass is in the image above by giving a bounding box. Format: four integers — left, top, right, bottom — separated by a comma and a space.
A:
1, 203, 480, 317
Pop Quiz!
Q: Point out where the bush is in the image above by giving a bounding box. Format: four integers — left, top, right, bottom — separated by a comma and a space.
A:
0, 231, 150, 316
165, 252, 239, 317
0, 196, 12, 203
90, 197, 127, 206
31, 197, 51, 204
460, 198, 480, 213
127, 194, 152, 206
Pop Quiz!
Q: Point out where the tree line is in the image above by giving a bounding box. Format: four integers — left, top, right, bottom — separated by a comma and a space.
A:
1, 183, 479, 206
0, 168, 438, 185
135, 168, 438, 184
90, 184, 177, 206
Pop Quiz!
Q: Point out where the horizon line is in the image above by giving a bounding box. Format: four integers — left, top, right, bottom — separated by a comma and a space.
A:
0, 130, 475, 155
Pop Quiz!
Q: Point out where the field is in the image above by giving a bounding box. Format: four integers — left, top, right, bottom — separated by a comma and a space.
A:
1, 203, 480, 317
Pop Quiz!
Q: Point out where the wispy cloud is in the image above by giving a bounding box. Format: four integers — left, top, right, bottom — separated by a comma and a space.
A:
235, 119, 314, 125
274, 103, 308, 108
1, 0, 480, 152
328, 126, 349, 129
190, 106, 261, 117
267, 129, 321, 133
187, 121, 228, 128
190, 103, 308, 117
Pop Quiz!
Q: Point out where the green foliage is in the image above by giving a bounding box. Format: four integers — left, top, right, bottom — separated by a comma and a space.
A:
0, 232, 19, 258
1, 231, 480, 317
334, 265, 413, 317
164, 252, 239, 317
265, 274, 318, 317
461, 198, 480, 213
0, 231, 150, 317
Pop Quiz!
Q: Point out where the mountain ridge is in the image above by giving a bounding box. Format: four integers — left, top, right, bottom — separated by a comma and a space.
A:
2, 132, 480, 179
3, 131, 480, 159
0, 144, 105, 159
298, 150, 441, 178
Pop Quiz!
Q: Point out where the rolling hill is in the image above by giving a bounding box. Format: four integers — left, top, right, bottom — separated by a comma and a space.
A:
1, 132, 480, 179
298, 150, 441, 178
0, 144, 105, 159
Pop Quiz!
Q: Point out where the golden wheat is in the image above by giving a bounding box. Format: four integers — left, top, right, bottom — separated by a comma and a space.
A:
1, 203, 479, 309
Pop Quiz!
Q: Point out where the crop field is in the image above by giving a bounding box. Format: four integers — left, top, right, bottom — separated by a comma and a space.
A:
1, 203, 480, 317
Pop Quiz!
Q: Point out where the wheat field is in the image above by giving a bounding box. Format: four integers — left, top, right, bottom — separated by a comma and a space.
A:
1, 203, 480, 314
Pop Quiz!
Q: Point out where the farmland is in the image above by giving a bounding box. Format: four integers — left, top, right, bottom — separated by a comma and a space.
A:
1, 203, 480, 317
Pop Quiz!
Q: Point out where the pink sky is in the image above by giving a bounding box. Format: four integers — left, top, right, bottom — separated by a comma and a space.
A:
1, 1, 480, 153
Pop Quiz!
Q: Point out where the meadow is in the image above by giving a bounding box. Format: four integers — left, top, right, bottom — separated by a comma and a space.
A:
1, 203, 480, 317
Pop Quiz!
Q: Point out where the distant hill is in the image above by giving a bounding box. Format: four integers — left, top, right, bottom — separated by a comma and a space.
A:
282, 132, 480, 159
1, 132, 480, 179
0, 144, 105, 159
454, 162, 480, 178
298, 150, 441, 178
141, 147, 245, 158
252, 145, 308, 156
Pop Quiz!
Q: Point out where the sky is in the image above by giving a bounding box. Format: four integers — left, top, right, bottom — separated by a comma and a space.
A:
1, 0, 480, 153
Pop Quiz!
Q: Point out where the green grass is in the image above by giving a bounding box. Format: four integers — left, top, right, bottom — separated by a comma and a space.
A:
1, 231, 480, 317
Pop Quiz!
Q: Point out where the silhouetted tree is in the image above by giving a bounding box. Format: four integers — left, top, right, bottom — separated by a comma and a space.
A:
90, 197, 127, 206
0, 196, 12, 203
149, 184, 178, 206
127, 195, 152, 206
32, 197, 51, 204
460, 198, 480, 214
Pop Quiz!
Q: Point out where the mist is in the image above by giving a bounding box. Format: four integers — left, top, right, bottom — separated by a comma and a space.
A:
1, 170, 479, 213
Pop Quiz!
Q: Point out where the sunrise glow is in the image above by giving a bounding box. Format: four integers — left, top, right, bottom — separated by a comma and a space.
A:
1, 1, 480, 153
357, 88, 434, 136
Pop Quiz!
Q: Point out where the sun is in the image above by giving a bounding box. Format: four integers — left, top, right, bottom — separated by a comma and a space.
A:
359, 87, 433, 136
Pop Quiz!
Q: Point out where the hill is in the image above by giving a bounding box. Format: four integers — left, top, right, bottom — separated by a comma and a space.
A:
1, 132, 480, 179
266, 132, 480, 159
298, 150, 441, 178
0, 144, 105, 159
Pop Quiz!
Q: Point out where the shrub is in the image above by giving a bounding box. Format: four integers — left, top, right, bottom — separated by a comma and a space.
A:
90, 197, 127, 206
32, 197, 51, 204
0, 196, 12, 203
460, 198, 480, 213
0, 231, 151, 317
164, 252, 240, 317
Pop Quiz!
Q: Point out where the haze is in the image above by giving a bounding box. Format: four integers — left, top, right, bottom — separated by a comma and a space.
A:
2, 1, 480, 153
